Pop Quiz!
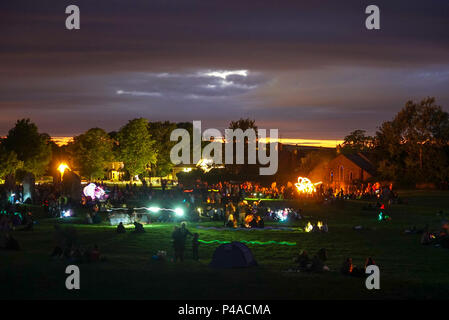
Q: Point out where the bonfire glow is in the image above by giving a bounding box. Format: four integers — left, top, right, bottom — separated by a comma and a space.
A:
294, 177, 322, 194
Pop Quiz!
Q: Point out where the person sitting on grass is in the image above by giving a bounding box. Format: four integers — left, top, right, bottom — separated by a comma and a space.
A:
116, 222, 126, 234
341, 257, 365, 277
341, 257, 353, 275
307, 248, 330, 273
293, 250, 311, 271
364, 257, 376, 270
133, 221, 145, 233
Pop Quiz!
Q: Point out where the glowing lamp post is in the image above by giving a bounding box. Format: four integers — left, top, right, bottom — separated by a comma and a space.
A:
58, 163, 70, 180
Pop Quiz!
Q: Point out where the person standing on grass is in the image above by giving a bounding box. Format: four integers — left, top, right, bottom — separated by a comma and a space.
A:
172, 226, 182, 262
192, 233, 199, 261
172, 223, 192, 262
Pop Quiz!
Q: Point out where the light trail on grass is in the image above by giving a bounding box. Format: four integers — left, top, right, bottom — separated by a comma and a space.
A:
198, 239, 296, 246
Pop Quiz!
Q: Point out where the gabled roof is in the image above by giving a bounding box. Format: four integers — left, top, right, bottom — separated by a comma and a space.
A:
342, 153, 376, 176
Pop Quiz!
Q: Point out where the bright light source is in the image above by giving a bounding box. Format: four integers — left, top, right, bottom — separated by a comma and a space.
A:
174, 208, 184, 217
58, 163, 70, 178
305, 222, 313, 232
148, 206, 161, 213
62, 210, 72, 218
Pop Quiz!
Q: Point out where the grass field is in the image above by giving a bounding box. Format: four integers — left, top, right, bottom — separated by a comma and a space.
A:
1, 190, 449, 300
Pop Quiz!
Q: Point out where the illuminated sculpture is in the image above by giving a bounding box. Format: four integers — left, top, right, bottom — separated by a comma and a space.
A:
83, 183, 105, 200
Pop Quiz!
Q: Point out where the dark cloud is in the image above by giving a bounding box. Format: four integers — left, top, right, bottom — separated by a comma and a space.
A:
0, 0, 448, 138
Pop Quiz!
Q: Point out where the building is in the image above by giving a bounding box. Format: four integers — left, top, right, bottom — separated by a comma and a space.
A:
310, 153, 376, 191
107, 162, 125, 181
327, 153, 376, 189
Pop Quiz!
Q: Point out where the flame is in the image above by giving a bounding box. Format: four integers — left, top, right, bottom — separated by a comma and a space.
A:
294, 177, 322, 194
305, 222, 313, 232
317, 221, 323, 230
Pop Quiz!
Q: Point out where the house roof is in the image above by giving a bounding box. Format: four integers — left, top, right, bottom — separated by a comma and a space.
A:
342, 153, 376, 176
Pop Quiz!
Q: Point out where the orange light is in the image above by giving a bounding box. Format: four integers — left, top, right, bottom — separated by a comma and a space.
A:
58, 163, 70, 178
294, 176, 322, 194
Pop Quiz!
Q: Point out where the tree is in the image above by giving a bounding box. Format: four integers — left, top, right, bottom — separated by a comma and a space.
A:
226, 118, 259, 178
68, 128, 115, 180
2, 119, 52, 177
148, 121, 177, 178
0, 143, 23, 179
229, 118, 258, 134
341, 129, 374, 153
375, 97, 449, 185
117, 118, 157, 180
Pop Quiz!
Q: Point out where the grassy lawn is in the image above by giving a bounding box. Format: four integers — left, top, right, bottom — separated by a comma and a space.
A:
1, 190, 449, 300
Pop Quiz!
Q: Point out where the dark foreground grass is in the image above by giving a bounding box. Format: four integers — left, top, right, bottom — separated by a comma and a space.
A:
1, 190, 449, 300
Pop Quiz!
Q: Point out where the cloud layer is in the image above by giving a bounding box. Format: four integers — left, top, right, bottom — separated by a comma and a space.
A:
0, 0, 448, 139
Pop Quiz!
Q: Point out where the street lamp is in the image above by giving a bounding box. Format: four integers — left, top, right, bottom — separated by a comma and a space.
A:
58, 163, 70, 179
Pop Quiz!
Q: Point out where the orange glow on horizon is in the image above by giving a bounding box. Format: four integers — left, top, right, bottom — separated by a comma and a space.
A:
48, 136, 342, 148
51, 137, 74, 146
259, 138, 343, 148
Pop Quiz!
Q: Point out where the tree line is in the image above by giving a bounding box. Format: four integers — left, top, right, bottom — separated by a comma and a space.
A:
0, 117, 258, 183
1, 98, 448, 187
0, 118, 190, 182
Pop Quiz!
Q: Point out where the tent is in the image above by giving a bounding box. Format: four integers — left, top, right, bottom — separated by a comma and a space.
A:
209, 241, 258, 268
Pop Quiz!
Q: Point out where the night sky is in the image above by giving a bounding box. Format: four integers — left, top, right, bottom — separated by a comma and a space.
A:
1, 0, 448, 142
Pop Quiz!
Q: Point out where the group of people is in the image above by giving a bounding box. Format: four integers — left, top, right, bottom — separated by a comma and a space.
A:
0, 208, 34, 232
50, 224, 103, 263
292, 248, 330, 272
172, 222, 199, 262
341, 257, 377, 277
290, 249, 377, 277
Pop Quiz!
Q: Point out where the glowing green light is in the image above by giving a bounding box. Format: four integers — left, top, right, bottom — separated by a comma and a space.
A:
198, 239, 296, 246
